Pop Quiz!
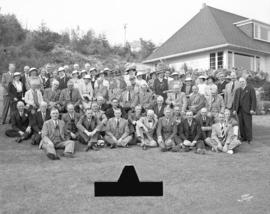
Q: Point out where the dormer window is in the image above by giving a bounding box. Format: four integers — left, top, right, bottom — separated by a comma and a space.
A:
254, 23, 270, 42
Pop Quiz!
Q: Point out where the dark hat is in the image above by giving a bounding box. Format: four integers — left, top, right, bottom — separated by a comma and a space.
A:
207, 76, 216, 82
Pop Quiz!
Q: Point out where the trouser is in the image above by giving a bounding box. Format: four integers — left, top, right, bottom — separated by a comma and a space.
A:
78, 130, 99, 145
237, 110, 253, 141
5, 129, 31, 140
158, 138, 175, 149
104, 135, 132, 147
41, 138, 75, 155
31, 132, 42, 145
212, 137, 241, 152
136, 126, 157, 147
2, 95, 10, 124
183, 139, 205, 149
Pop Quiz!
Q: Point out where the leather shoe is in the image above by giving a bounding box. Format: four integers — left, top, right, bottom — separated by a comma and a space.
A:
16, 137, 23, 143
110, 144, 116, 149
47, 153, 60, 160
63, 152, 74, 158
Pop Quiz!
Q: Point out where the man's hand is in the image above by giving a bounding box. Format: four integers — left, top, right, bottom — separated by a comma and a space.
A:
191, 141, 197, 147
14, 98, 18, 101
232, 111, 236, 115
18, 131, 24, 136
157, 136, 163, 144
70, 132, 76, 139
250, 110, 255, 115
25, 126, 31, 133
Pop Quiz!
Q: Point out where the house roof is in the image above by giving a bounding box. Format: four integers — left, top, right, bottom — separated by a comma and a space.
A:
144, 6, 270, 63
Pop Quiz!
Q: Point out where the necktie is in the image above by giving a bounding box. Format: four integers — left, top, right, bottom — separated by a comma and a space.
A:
69, 90, 72, 101
55, 120, 59, 129
231, 81, 235, 93
116, 119, 119, 128
128, 91, 131, 101
221, 124, 226, 143
33, 90, 39, 107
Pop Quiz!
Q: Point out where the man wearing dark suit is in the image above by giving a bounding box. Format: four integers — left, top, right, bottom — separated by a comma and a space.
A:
62, 103, 81, 141
153, 95, 166, 119
178, 111, 205, 154
29, 102, 51, 145
20, 65, 30, 90
153, 71, 168, 100
181, 77, 193, 97
217, 72, 228, 98
57, 67, 70, 90
105, 98, 125, 119
77, 108, 101, 151
233, 77, 256, 143
5, 101, 32, 143
195, 108, 215, 150
97, 96, 111, 112
1, 63, 15, 124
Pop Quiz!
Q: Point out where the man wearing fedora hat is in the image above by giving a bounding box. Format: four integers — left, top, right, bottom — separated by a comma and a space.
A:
57, 67, 70, 90
224, 72, 240, 110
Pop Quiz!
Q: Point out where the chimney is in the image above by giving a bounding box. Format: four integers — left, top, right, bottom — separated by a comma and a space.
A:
201, 3, 207, 9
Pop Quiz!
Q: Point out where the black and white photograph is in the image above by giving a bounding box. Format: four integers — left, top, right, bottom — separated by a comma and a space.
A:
0, 0, 270, 213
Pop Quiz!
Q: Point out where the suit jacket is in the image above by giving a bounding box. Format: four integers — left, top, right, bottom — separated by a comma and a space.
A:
2, 72, 13, 96
206, 94, 225, 114
233, 85, 256, 114
224, 80, 240, 109
62, 112, 81, 133
181, 83, 193, 96
43, 88, 61, 104
138, 91, 154, 109
8, 81, 25, 102
58, 75, 70, 90
211, 123, 233, 145
157, 116, 177, 140
11, 110, 30, 132
217, 81, 228, 96
153, 78, 168, 100
41, 119, 66, 146
153, 104, 166, 119
76, 115, 100, 133
39, 75, 50, 89
120, 89, 138, 108
138, 116, 158, 137
105, 106, 125, 119
179, 118, 201, 141
20, 74, 29, 91
166, 92, 187, 112
59, 88, 81, 106
195, 114, 213, 139
30, 109, 51, 133
188, 92, 205, 113
106, 117, 129, 139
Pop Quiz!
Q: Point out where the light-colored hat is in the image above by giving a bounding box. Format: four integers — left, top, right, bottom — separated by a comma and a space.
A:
13, 72, 21, 76
72, 70, 78, 75
90, 67, 96, 72
198, 75, 207, 79
81, 70, 87, 74
136, 71, 144, 76
125, 64, 136, 72
83, 74, 91, 79
170, 72, 179, 76
58, 67, 65, 72
185, 77, 192, 81
103, 67, 110, 72
29, 67, 38, 73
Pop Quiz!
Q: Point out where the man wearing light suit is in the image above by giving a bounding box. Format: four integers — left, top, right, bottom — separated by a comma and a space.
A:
40, 108, 75, 160
188, 85, 206, 115
105, 108, 132, 148
1, 63, 15, 124
224, 72, 240, 110
211, 113, 241, 154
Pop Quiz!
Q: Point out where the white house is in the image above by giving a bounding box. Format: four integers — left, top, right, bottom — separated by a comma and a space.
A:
143, 4, 270, 73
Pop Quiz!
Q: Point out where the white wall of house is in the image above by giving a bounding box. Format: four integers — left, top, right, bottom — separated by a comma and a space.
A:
264, 56, 270, 73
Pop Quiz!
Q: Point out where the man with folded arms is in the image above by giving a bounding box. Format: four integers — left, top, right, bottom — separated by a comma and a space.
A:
105, 108, 132, 148
77, 108, 101, 151
178, 111, 205, 154
40, 108, 75, 160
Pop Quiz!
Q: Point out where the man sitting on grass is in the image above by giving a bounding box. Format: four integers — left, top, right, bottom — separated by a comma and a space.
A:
40, 108, 75, 160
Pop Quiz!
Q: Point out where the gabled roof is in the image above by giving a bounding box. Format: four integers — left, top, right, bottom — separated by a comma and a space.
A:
144, 6, 270, 63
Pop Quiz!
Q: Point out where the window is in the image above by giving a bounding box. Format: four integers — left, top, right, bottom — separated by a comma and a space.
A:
210, 53, 216, 69
254, 23, 270, 42
217, 52, 223, 68
234, 53, 254, 71
228, 51, 233, 69
256, 56, 260, 72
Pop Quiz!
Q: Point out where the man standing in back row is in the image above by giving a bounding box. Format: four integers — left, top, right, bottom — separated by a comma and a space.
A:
233, 77, 256, 143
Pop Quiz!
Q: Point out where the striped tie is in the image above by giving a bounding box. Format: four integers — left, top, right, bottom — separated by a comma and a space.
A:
221, 124, 226, 143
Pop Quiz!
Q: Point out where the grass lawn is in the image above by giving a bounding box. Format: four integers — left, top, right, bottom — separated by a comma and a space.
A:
0, 115, 270, 214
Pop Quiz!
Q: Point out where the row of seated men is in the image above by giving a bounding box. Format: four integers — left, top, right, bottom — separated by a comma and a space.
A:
5, 97, 241, 160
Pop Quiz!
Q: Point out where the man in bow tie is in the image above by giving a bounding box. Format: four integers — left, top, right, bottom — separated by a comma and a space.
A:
40, 108, 75, 160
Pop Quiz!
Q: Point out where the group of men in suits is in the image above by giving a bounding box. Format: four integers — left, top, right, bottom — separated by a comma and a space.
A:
2, 62, 257, 159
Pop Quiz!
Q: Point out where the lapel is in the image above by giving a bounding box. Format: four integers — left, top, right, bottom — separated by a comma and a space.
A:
241, 86, 249, 99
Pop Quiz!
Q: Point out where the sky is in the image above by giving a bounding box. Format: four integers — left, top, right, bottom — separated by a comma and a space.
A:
1, 0, 270, 46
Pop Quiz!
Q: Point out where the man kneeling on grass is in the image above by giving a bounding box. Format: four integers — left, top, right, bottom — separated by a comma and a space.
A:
39, 108, 75, 160
104, 108, 132, 148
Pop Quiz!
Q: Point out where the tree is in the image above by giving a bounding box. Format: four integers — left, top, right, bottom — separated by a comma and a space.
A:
138, 38, 156, 60
0, 13, 26, 46
32, 22, 61, 52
